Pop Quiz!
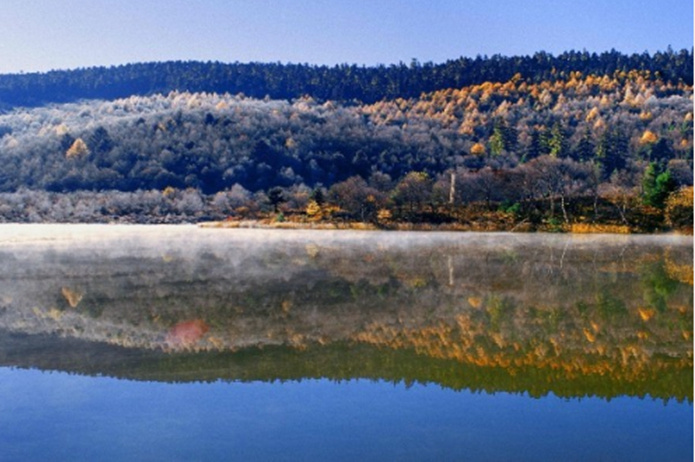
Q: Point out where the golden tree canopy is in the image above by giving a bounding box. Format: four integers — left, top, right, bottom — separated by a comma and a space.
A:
305, 200, 322, 220
639, 130, 658, 145
585, 107, 600, 122
470, 142, 486, 156
66, 138, 90, 158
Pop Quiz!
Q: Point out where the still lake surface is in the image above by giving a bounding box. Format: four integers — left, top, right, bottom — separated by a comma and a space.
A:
0, 224, 691, 461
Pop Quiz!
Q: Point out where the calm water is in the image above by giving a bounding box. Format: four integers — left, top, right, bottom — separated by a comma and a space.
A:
0, 225, 692, 461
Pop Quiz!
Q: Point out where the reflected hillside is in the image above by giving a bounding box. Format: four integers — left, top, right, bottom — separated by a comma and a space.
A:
0, 226, 691, 401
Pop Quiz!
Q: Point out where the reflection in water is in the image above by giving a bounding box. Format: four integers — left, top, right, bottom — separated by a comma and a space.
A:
166, 319, 210, 351
0, 226, 691, 401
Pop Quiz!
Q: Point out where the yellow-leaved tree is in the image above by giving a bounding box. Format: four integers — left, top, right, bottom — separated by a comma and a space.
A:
470, 142, 486, 156
639, 130, 658, 145
66, 138, 90, 158
305, 200, 322, 221
664, 186, 693, 231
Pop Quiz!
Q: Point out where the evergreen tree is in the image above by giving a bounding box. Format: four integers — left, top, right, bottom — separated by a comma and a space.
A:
573, 129, 595, 162
267, 187, 286, 213
648, 138, 673, 166
597, 128, 628, 179
548, 122, 568, 158
642, 163, 677, 208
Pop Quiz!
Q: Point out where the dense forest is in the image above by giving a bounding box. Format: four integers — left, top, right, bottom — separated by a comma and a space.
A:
0, 49, 692, 230
0, 49, 691, 107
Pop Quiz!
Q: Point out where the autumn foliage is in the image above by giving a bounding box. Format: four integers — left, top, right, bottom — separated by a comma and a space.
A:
0, 54, 690, 230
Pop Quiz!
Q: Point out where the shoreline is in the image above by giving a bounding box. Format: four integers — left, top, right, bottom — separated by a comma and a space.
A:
197, 219, 693, 235
0, 220, 690, 236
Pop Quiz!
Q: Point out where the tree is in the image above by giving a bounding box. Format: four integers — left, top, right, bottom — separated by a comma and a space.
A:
470, 142, 486, 156
66, 138, 90, 159
393, 171, 432, 214
368, 172, 394, 192
228, 183, 252, 208
639, 130, 658, 146
548, 122, 568, 158
572, 128, 595, 162
305, 200, 323, 221
489, 125, 506, 156
310, 187, 326, 206
174, 188, 204, 216
647, 139, 672, 166
525, 127, 549, 161
88, 126, 114, 154
527, 156, 589, 222
466, 167, 503, 209
596, 128, 628, 179
329, 176, 382, 222
642, 163, 676, 209
664, 186, 693, 230
267, 187, 286, 213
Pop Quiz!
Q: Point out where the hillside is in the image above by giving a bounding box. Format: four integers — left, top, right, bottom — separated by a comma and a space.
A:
0, 51, 692, 229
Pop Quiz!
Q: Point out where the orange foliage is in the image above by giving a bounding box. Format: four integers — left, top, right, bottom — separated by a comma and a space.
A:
470, 142, 486, 156
638, 308, 655, 321
665, 186, 694, 231
585, 107, 600, 122
639, 130, 658, 145
639, 111, 653, 121
61, 287, 84, 308
582, 328, 596, 343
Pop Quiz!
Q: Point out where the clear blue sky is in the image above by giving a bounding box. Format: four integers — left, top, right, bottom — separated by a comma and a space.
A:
0, 0, 692, 73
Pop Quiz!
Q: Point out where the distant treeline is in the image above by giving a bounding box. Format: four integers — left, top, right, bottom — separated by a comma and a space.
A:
2, 337, 689, 402
0, 48, 691, 107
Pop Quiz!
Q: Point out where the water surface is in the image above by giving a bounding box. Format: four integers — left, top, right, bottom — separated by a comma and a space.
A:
0, 225, 691, 461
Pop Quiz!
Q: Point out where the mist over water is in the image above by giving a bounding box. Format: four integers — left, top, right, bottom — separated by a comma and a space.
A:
0, 224, 691, 461
0, 224, 690, 398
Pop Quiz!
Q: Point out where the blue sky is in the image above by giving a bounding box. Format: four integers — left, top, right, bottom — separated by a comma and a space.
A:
0, 0, 692, 73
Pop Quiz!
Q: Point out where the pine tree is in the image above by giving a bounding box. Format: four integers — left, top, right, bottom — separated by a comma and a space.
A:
642, 163, 676, 208
548, 122, 568, 158
573, 128, 595, 162
597, 128, 628, 179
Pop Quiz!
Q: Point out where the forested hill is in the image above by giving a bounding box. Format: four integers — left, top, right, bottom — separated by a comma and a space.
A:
0, 50, 692, 229
0, 49, 691, 107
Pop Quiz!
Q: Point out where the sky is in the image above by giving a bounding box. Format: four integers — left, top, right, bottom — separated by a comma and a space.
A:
0, 0, 691, 74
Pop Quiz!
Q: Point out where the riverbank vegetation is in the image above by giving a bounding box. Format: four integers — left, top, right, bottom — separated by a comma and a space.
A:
0, 50, 691, 232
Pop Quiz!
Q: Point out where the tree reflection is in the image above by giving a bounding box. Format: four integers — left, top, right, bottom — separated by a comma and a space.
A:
0, 231, 691, 401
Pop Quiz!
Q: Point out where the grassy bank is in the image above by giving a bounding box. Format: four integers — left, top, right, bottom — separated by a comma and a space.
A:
199, 217, 685, 234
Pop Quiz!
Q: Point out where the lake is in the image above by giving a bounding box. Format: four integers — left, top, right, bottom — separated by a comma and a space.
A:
0, 225, 692, 461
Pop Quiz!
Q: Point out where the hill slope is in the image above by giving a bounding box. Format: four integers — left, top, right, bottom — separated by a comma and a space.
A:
0, 70, 690, 193
0, 52, 691, 229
